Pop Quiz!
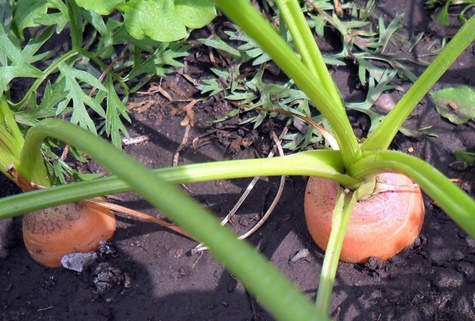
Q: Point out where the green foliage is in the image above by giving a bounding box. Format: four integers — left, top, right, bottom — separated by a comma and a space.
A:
0, 24, 45, 94
306, 1, 435, 81
431, 85, 475, 124
1, 0, 194, 183
450, 150, 475, 170
0, 2, 474, 321
57, 63, 107, 133
196, 0, 442, 151
426, 0, 475, 25
77, 0, 217, 42
195, 47, 327, 150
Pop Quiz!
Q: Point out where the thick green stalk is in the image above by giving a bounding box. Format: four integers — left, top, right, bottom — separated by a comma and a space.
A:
0, 97, 50, 186
213, 0, 361, 168
18, 119, 329, 321
275, 0, 342, 105
0, 97, 24, 146
315, 188, 356, 313
0, 98, 22, 178
0, 125, 21, 161
362, 15, 475, 151
0, 126, 20, 172
1, 150, 359, 219
350, 151, 475, 238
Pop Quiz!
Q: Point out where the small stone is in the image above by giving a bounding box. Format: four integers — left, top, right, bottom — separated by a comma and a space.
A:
289, 248, 310, 263
174, 248, 184, 258
61, 252, 98, 273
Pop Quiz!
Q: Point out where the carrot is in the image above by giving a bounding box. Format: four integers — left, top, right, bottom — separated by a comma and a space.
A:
22, 198, 116, 268
304, 173, 425, 263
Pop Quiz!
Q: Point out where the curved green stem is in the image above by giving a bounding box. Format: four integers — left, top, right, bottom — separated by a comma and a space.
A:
213, 0, 361, 168
78, 48, 130, 94
350, 151, 475, 238
362, 15, 475, 151
16, 118, 329, 321
275, 0, 341, 105
3, 150, 358, 219
0, 98, 50, 186
12, 50, 79, 109
316, 188, 356, 313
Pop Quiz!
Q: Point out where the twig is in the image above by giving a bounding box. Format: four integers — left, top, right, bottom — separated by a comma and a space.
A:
192, 127, 288, 254
333, 0, 343, 17
85, 198, 193, 239
173, 124, 195, 195
237, 130, 286, 240
173, 124, 192, 167
171, 99, 202, 195
250, 106, 339, 150
122, 135, 150, 146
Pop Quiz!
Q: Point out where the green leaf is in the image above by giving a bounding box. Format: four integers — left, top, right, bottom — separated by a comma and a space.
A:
0, 98, 24, 174
454, 150, 475, 164
19, 26, 53, 64
13, 0, 70, 37
104, 75, 131, 148
56, 63, 107, 133
198, 37, 242, 58
0, 1, 13, 32
124, 42, 189, 90
433, 1, 450, 26
15, 81, 68, 126
225, 91, 257, 103
118, 0, 187, 42
0, 26, 44, 94
11, 0, 48, 38
175, 0, 216, 29
450, 150, 475, 170
225, 28, 271, 65
197, 78, 224, 96
117, 0, 216, 42
75, 0, 124, 15
431, 85, 475, 124
377, 13, 404, 53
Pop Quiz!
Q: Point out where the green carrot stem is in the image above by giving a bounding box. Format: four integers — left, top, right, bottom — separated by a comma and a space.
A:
2, 149, 359, 218
18, 118, 329, 321
0, 97, 50, 187
315, 188, 356, 313
275, 0, 342, 105
213, 0, 361, 168
350, 151, 475, 238
362, 15, 475, 151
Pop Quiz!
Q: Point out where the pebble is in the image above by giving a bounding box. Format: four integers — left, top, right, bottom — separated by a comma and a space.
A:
61, 252, 98, 272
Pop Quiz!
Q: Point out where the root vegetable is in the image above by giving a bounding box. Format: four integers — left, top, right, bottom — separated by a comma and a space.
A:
304, 173, 425, 263
22, 198, 116, 268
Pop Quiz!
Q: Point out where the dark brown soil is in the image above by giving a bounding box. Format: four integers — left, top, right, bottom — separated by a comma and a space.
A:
1, 1, 474, 321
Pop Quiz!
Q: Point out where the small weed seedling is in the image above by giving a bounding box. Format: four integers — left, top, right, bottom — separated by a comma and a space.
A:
197, 0, 444, 152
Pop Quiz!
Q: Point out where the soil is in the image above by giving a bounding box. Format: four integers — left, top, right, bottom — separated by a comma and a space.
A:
1, 1, 475, 321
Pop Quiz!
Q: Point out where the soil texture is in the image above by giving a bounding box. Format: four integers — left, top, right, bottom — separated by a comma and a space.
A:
1, 1, 474, 320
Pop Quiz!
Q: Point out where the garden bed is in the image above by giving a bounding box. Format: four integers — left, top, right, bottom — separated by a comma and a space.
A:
1, 1, 474, 320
